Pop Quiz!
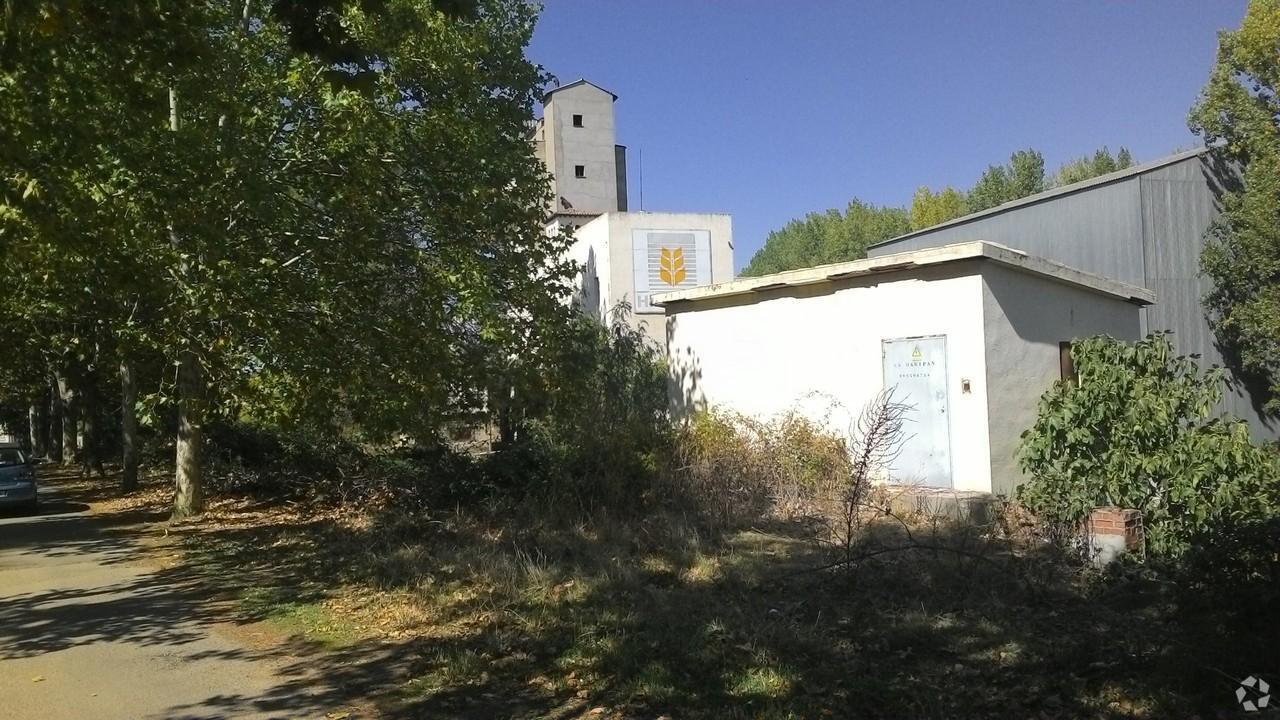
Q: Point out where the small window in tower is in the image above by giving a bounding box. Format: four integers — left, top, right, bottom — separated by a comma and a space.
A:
574, 165, 586, 178
572, 114, 584, 127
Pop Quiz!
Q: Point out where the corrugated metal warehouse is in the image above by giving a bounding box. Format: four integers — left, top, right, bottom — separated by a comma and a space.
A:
866, 148, 1274, 439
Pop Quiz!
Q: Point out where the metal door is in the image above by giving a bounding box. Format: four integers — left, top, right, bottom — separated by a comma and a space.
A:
881, 336, 952, 488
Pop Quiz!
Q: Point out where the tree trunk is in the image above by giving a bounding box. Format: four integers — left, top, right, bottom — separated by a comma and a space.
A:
120, 359, 139, 493
167, 84, 204, 518
56, 372, 78, 466
172, 347, 205, 519
36, 397, 48, 456
48, 376, 63, 463
164, 83, 210, 516
80, 370, 103, 477
25, 404, 34, 453
27, 403, 45, 456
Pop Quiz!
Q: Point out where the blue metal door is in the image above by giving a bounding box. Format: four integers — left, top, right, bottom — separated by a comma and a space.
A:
882, 336, 952, 488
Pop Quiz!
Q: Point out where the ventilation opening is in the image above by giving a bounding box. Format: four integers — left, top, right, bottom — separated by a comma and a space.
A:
574, 165, 586, 178
572, 114, 583, 127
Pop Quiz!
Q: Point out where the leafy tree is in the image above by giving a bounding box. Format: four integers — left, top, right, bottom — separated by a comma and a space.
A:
1018, 333, 1279, 556
0, 1, 569, 517
1008, 148, 1048, 198
968, 149, 1046, 212
741, 200, 908, 277
1189, 0, 1280, 417
0, 3, 151, 469
908, 185, 968, 231
1049, 146, 1134, 187
967, 166, 1010, 214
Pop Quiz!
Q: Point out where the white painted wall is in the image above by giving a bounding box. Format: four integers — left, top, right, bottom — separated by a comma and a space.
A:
563, 218, 611, 321
980, 264, 1144, 495
566, 212, 734, 348
666, 262, 994, 493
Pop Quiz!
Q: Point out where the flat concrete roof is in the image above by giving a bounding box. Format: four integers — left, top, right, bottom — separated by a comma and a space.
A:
574, 210, 733, 229
651, 241, 1156, 307
549, 209, 735, 226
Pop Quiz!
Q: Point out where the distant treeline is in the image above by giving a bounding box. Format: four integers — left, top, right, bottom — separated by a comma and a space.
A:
742, 147, 1133, 277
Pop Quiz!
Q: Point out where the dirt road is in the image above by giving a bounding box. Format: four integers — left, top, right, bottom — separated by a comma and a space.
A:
0, 478, 349, 720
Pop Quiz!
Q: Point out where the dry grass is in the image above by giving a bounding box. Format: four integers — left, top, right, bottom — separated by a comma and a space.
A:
85, 464, 1276, 720
67, 401, 1275, 720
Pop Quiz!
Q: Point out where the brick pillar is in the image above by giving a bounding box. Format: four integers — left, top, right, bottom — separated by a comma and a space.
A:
1088, 507, 1143, 565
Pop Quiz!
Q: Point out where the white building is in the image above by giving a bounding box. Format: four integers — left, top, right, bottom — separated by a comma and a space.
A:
535, 79, 735, 346
655, 242, 1152, 496
567, 211, 734, 347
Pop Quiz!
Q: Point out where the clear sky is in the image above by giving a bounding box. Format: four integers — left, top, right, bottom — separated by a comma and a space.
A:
527, 1, 1249, 272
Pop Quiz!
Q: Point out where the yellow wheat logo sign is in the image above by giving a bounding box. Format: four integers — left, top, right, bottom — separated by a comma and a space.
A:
658, 247, 687, 286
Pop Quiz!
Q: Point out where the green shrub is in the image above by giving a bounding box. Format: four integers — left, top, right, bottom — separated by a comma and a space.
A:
506, 306, 672, 510
205, 307, 674, 516
1017, 333, 1280, 556
204, 420, 485, 512
205, 420, 368, 499
481, 419, 566, 497
381, 443, 493, 507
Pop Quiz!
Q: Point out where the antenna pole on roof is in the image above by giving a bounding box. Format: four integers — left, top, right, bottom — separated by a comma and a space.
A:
638, 147, 644, 211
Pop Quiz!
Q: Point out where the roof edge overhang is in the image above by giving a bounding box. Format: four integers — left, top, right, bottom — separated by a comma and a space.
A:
651, 241, 1156, 308
544, 78, 618, 102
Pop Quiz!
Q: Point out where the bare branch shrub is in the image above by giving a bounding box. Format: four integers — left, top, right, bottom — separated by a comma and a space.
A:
829, 389, 909, 564
672, 393, 1026, 595
669, 391, 914, 538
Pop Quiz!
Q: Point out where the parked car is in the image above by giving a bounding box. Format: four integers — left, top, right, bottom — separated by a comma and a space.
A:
0, 442, 38, 513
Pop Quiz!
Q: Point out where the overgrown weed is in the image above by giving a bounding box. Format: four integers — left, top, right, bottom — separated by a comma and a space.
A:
112, 386, 1277, 718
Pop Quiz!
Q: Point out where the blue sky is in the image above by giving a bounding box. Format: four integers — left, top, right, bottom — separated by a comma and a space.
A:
527, 1, 1248, 272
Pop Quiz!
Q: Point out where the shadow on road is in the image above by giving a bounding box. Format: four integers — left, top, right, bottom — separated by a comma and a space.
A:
0, 498, 90, 519
0, 471, 387, 719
